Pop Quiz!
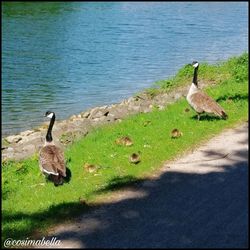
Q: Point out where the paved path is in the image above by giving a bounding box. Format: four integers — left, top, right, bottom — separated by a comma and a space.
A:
46, 122, 248, 248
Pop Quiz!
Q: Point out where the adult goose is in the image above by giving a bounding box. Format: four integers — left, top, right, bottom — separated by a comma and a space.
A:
39, 111, 66, 186
186, 61, 228, 120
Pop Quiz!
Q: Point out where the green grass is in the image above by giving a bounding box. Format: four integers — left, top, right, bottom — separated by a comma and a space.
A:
143, 52, 248, 98
2, 52, 248, 244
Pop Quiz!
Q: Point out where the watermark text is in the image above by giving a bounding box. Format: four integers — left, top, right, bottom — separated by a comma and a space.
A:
4, 237, 61, 248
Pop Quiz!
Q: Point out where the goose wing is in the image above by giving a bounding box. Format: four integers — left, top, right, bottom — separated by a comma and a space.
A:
39, 145, 66, 177
190, 91, 226, 117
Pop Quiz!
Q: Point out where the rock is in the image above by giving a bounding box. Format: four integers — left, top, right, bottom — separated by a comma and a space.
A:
19, 132, 41, 144
128, 105, 140, 112
110, 104, 117, 108
120, 100, 127, 105
70, 115, 77, 121
20, 130, 34, 137
169, 94, 176, 101
174, 93, 182, 100
101, 105, 108, 109
6, 135, 22, 144
12, 152, 26, 161
139, 101, 152, 113
134, 95, 145, 101
127, 97, 135, 103
108, 107, 129, 120
81, 111, 90, 118
162, 93, 169, 99
143, 107, 152, 113
23, 144, 36, 152
106, 115, 116, 122
2, 149, 14, 160
69, 119, 84, 127
6, 147, 14, 152
92, 116, 108, 123
89, 107, 109, 119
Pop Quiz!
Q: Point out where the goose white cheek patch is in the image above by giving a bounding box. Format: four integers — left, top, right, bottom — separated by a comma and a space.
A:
47, 113, 54, 118
193, 62, 199, 68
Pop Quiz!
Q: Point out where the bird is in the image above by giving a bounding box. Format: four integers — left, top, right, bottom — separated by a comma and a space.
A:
186, 61, 228, 120
84, 163, 98, 173
129, 152, 141, 164
115, 136, 133, 146
171, 128, 183, 139
39, 111, 67, 186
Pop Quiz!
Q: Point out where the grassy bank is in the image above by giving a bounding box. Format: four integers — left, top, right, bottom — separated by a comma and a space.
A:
2, 53, 248, 244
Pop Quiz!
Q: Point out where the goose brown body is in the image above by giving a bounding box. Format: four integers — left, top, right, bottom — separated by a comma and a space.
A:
39, 145, 66, 176
188, 90, 227, 118
186, 61, 227, 120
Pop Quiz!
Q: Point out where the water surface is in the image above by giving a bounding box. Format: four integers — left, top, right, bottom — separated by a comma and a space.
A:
2, 2, 248, 136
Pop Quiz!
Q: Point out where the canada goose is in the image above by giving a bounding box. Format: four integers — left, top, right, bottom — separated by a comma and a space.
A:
186, 61, 228, 120
84, 163, 98, 173
39, 111, 66, 186
171, 128, 183, 139
143, 120, 152, 127
115, 136, 133, 146
129, 152, 141, 164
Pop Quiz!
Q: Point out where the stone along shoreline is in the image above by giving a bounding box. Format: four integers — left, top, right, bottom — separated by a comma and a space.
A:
2, 82, 210, 161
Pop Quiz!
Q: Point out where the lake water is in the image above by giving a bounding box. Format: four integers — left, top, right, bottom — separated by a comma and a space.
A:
2, 2, 248, 136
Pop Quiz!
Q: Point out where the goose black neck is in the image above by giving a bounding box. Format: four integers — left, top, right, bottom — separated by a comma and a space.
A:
46, 115, 55, 142
193, 66, 199, 86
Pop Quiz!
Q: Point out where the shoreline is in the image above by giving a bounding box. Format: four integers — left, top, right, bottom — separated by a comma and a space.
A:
2, 82, 199, 161
2, 51, 248, 161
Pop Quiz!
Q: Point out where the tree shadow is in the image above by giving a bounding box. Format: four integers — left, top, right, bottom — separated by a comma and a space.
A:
93, 175, 141, 194
2, 202, 92, 246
